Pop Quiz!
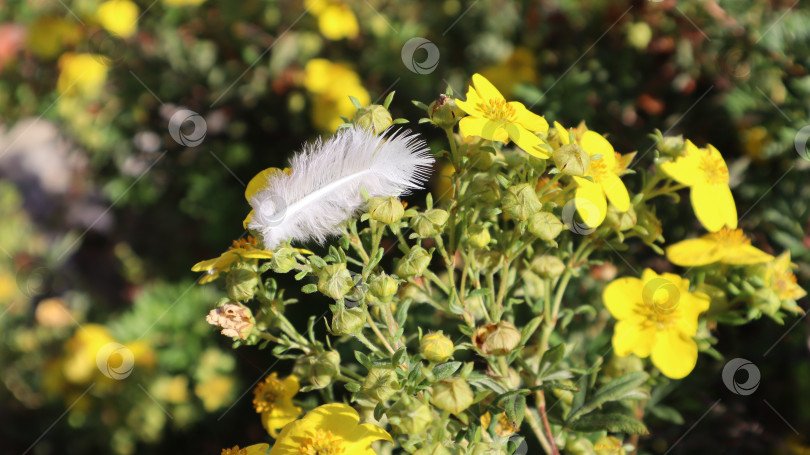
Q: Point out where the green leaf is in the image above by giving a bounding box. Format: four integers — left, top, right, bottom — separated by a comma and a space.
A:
392, 347, 407, 366
432, 361, 462, 381
383, 91, 396, 109
539, 343, 565, 374
294, 270, 308, 280
648, 405, 684, 424
374, 402, 386, 421
355, 351, 372, 369
395, 298, 412, 326
503, 394, 527, 427
566, 412, 649, 435
301, 283, 318, 293
568, 371, 648, 422
344, 382, 361, 392
349, 95, 363, 109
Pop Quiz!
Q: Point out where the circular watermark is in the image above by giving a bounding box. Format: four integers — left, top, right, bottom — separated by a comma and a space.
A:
561, 198, 600, 235
722, 357, 760, 396
401, 37, 440, 74
96, 342, 135, 380
508, 435, 528, 455
265, 193, 288, 228
88, 30, 127, 65
344, 270, 366, 307
794, 125, 810, 161
16, 261, 49, 297
168, 109, 207, 147
642, 277, 680, 314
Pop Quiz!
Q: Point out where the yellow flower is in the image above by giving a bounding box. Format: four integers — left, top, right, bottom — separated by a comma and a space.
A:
305, 0, 359, 41
456, 73, 550, 158
63, 324, 115, 384
765, 251, 806, 303
26, 17, 82, 59
604, 269, 710, 379
191, 236, 274, 284
660, 140, 737, 232
220, 444, 270, 455
303, 59, 370, 131
243, 167, 291, 228
96, 0, 139, 38
195, 375, 235, 412
666, 228, 773, 267
480, 412, 517, 437
57, 53, 108, 98
480, 47, 538, 99
253, 373, 302, 436
269, 403, 392, 455
556, 122, 632, 228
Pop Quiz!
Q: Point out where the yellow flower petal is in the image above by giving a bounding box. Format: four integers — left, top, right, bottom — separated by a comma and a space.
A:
509, 102, 549, 133
651, 327, 698, 379
573, 177, 608, 229
554, 122, 570, 145
580, 131, 616, 168
456, 89, 487, 117
234, 248, 275, 260
660, 140, 702, 186
246, 168, 284, 202
612, 318, 654, 358
243, 210, 254, 229
262, 402, 302, 434
690, 183, 737, 232
281, 375, 300, 400
720, 244, 773, 265
471, 73, 505, 103
665, 238, 723, 267
346, 423, 395, 451
506, 124, 549, 158
459, 117, 508, 143
244, 444, 271, 455
600, 172, 630, 212
603, 277, 644, 320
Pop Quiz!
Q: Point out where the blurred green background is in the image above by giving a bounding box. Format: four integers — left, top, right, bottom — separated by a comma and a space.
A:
0, 0, 808, 453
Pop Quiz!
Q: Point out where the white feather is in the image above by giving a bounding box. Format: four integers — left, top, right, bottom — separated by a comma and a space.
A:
248, 126, 434, 249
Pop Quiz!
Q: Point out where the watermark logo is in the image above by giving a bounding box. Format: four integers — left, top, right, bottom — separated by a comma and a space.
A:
265, 193, 288, 228
16, 261, 49, 297
794, 125, 810, 161
642, 277, 680, 314
722, 357, 760, 396
96, 342, 135, 380
168, 109, 207, 146
508, 435, 528, 455
561, 198, 600, 235
88, 30, 127, 65
344, 270, 366, 307
401, 37, 440, 74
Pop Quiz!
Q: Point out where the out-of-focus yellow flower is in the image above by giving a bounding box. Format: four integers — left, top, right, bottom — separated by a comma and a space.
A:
303, 59, 370, 131
269, 403, 392, 455
660, 140, 737, 232
604, 269, 710, 379
243, 167, 291, 228
0, 270, 18, 305
480, 47, 538, 99
35, 297, 73, 328
481, 411, 517, 437
741, 126, 770, 161
220, 444, 270, 455
556, 122, 632, 229
195, 375, 235, 411
666, 228, 773, 267
305, 0, 359, 40
26, 17, 82, 59
96, 0, 139, 37
163, 0, 205, 6
765, 251, 806, 303
253, 373, 302, 436
57, 53, 108, 98
63, 324, 115, 384
456, 73, 550, 158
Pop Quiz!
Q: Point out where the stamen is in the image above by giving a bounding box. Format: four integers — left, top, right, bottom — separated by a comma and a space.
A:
299, 429, 346, 455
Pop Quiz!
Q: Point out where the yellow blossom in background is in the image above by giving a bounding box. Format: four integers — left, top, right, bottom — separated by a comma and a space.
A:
195, 375, 236, 411
660, 140, 737, 232
163, 0, 205, 6
303, 59, 370, 131
96, 0, 139, 37
765, 251, 806, 303
480, 47, 538, 99
556, 121, 632, 228
604, 269, 710, 379
456, 73, 550, 158
220, 444, 269, 455
269, 403, 392, 455
666, 228, 773, 267
305, 0, 359, 40
62, 324, 115, 384
253, 373, 302, 436
26, 17, 82, 59
57, 53, 108, 98
243, 167, 291, 228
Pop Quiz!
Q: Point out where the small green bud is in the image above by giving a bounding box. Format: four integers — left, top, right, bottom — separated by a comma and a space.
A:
271, 247, 298, 273
528, 212, 564, 241
531, 255, 566, 277
636, 209, 663, 244
413, 443, 451, 455
472, 321, 521, 356
657, 134, 686, 158
396, 247, 432, 278
470, 175, 501, 204
594, 436, 626, 455
412, 209, 449, 237
362, 365, 399, 402
471, 148, 494, 170
467, 225, 491, 248
552, 380, 576, 406
226, 263, 259, 301
432, 377, 474, 415
369, 274, 398, 303
553, 143, 590, 177
420, 331, 455, 363
502, 183, 542, 220
354, 104, 393, 134
368, 196, 404, 224
331, 304, 366, 336
389, 396, 433, 434
429, 94, 464, 129
318, 263, 354, 299
310, 351, 341, 389
606, 205, 637, 231
604, 353, 644, 378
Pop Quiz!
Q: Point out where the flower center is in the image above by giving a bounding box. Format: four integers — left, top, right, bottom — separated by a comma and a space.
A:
708, 228, 749, 247
298, 429, 346, 455
699, 153, 728, 185
253, 374, 285, 413
637, 279, 681, 327
231, 235, 259, 250
221, 446, 247, 455
587, 157, 609, 182
478, 98, 516, 122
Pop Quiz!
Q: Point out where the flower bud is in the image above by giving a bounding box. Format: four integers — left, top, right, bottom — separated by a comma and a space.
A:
531, 255, 566, 277
412, 209, 449, 237
354, 104, 393, 134
636, 209, 663, 244
420, 331, 455, 363
502, 183, 542, 220
470, 175, 501, 204
271, 247, 298, 273
432, 377, 474, 415
369, 274, 398, 303
396, 247, 432, 278
205, 302, 255, 340
318, 263, 354, 299
388, 396, 433, 434
368, 196, 405, 224
528, 212, 564, 241
553, 143, 590, 177
429, 94, 464, 129
467, 225, 491, 249
552, 381, 576, 406
594, 436, 626, 455
226, 263, 259, 301
603, 353, 644, 379
606, 205, 637, 231
310, 351, 341, 389
331, 304, 366, 336
413, 443, 451, 455
362, 365, 400, 402
656, 134, 685, 158
471, 148, 494, 170
473, 321, 521, 356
